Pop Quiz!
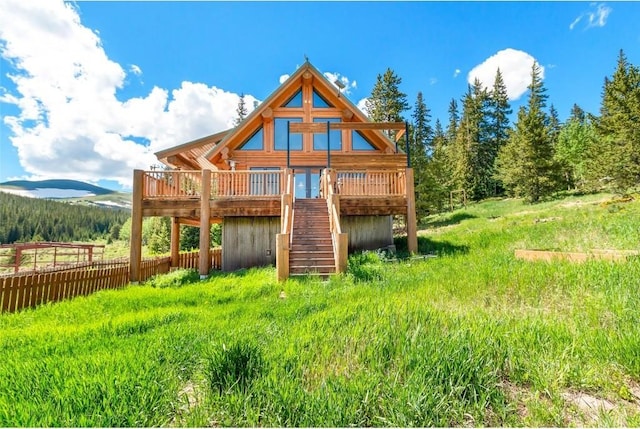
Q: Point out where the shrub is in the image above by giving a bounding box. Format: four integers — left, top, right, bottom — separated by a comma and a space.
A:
205, 341, 264, 395
145, 269, 200, 288
347, 251, 385, 282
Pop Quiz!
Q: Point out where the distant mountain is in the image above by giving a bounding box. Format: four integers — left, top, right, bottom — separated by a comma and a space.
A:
0, 179, 131, 209
0, 179, 114, 196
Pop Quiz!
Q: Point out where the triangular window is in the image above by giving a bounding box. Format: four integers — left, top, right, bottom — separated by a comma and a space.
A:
238, 126, 264, 150
313, 90, 333, 108
283, 90, 303, 108
352, 131, 376, 151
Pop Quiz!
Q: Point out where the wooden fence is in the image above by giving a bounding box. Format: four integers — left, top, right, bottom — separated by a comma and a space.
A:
0, 249, 222, 314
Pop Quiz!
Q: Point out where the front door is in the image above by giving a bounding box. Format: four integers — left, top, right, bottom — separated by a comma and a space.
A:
293, 168, 321, 199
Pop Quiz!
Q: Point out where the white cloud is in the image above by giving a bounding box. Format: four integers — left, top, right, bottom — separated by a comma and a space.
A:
467, 48, 543, 101
130, 64, 142, 75
430, 77, 438, 85
356, 97, 369, 115
0, 0, 258, 188
570, 3, 612, 30
453, 69, 461, 78
322, 71, 357, 95
279, 74, 290, 84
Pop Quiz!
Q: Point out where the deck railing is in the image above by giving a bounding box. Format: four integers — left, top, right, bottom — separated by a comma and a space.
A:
211, 170, 283, 197
141, 170, 284, 199
141, 169, 406, 199
335, 170, 406, 196
143, 170, 202, 199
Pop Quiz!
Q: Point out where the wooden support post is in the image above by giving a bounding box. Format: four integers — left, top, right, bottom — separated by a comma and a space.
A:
405, 168, 418, 254
170, 217, 180, 268
336, 233, 348, 273
130, 169, 144, 282
199, 169, 211, 278
14, 248, 21, 273
276, 233, 289, 281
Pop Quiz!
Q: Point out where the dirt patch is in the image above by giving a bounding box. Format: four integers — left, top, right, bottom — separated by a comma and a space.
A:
170, 380, 204, 427
501, 381, 533, 420
179, 381, 200, 410
561, 197, 612, 208
561, 391, 615, 414
559, 388, 640, 427
533, 216, 562, 224
630, 381, 640, 402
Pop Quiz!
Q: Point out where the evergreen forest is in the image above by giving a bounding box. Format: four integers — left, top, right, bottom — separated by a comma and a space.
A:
369, 49, 640, 217
0, 192, 129, 244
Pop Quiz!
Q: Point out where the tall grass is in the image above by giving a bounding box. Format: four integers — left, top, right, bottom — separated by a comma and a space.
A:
1, 194, 639, 426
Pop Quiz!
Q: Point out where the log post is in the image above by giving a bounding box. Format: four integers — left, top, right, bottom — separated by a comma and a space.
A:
170, 217, 180, 268
276, 233, 289, 281
336, 233, 348, 273
199, 170, 211, 278
405, 168, 418, 254
130, 169, 144, 282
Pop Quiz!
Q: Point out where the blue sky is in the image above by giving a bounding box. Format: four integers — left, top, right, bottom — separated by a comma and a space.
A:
1, 1, 638, 190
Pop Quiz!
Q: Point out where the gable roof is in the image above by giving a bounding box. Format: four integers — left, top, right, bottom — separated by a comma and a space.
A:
204, 61, 400, 162
155, 129, 230, 170
155, 61, 403, 169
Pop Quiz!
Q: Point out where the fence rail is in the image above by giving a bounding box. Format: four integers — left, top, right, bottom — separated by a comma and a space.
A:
0, 249, 221, 314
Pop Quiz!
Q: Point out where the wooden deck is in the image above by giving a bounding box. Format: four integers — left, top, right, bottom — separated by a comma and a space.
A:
130, 168, 416, 281
139, 169, 409, 217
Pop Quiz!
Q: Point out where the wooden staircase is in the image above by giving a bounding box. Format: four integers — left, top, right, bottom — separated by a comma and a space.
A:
289, 199, 336, 276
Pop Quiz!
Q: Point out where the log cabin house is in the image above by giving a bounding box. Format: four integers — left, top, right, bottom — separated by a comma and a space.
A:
129, 61, 417, 281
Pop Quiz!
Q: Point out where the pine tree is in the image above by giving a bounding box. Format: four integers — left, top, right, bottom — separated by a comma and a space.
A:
555, 115, 598, 190
365, 68, 409, 138
450, 79, 491, 200
487, 68, 512, 196
234, 93, 248, 126
428, 119, 451, 212
569, 103, 586, 123
589, 49, 640, 193
548, 104, 562, 146
410, 92, 433, 217
148, 217, 170, 255
496, 62, 560, 202
446, 98, 459, 144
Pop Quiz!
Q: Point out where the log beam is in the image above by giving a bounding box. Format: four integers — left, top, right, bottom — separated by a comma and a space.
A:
170, 217, 180, 267
130, 170, 144, 282
405, 168, 418, 254
289, 121, 406, 134
199, 170, 212, 278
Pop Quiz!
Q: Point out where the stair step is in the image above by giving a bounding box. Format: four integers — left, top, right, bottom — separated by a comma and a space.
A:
290, 265, 336, 275
291, 250, 333, 255
291, 240, 333, 245
291, 231, 332, 236
289, 199, 336, 277
292, 246, 333, 251
290, 253, 335, 261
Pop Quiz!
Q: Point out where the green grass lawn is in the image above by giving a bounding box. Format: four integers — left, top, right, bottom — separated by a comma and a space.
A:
1, 193, 639, 427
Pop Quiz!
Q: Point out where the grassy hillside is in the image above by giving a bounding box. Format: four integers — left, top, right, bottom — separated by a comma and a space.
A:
1, 193, 639, 427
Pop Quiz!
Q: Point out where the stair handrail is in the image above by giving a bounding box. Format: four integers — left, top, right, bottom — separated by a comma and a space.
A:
281, 168, 294, 236
323, 168, 347, 273
277, 168, 294, 281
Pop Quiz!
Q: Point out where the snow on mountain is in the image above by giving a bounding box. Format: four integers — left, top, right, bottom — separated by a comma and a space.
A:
0, 188, 96, 199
